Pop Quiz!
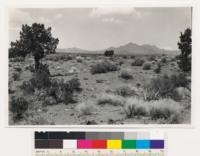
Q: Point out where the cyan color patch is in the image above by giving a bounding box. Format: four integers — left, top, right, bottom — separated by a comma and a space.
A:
136, 140, 150, 149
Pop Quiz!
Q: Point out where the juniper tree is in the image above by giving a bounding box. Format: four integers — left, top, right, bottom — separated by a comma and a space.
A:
9, 23, 59, 70
177, 28, 191, 72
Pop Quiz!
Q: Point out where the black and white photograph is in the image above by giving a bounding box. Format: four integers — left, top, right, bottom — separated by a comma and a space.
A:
8, 7, 192, 125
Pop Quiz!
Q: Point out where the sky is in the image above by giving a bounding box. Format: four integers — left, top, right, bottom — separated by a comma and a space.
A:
9, 7, 192, 50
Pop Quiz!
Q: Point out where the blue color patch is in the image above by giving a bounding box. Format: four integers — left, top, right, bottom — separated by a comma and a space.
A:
136, 140, 150, 149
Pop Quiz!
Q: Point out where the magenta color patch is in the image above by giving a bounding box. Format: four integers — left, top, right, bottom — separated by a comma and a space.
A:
77, 140, 92, 149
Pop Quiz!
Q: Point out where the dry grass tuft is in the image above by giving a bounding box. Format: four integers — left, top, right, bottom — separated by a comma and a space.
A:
97, 93, 124, 106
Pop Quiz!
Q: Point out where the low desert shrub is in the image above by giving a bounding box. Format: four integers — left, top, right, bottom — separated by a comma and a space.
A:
68, 78, 82, 91
48, 78, 81, 104
10, 57, 25, 62
143, 62, 151, 70
115, 86, 136, 97
43, 96, 57, 106
160, 57, 167, 63
10, 96, 29, 120
148, 56, 156, 61
20, 81, 35, 94
131, 58, 145, 66
144, 73, 188, 100
130, 56, 135, 59
30, 64, 51, 89
149, 99, 182, 123
123, 56, 128, 59
154, 63, 161, 73
25, 64, 35, 72
119, 69, 133, 80
76, 101, 96, 115
76, 56, 84, 63
97, 94, 124, 106
123, 98, 148, 118
14, 67, 22, 72
90, 61, 118, 74
12, 72, 20, 81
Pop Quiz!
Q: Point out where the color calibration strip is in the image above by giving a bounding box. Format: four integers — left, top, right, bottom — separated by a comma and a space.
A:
34, 131, 165, 155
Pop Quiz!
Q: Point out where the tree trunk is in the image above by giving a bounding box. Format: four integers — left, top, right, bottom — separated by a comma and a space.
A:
35, 59, 40, 70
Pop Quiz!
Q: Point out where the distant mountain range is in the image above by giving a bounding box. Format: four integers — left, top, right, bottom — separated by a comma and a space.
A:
57, 42, 179, 55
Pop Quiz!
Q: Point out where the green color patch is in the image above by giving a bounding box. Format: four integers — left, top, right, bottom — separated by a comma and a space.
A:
122, 140, 136, 149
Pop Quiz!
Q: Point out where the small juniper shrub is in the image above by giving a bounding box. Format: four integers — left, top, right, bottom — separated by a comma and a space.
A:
90, 61, 118, 74
119, 69, 133, 80
30, 64, 51, 89
131, 58, 145, 66
10, 96, 29, 121
143, 62, 151, 70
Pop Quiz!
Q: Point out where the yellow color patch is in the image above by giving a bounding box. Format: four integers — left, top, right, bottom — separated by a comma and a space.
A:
107, 140, 122, 149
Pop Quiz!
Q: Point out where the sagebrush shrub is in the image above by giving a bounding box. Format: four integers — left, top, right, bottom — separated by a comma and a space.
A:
90, 61, 118, 74
148, 56, 156, 61
154, 63, 161, 73
131, 58, 145, 66
48, 78, 81, 104
115, 86, 136, 97
143, 62, 151, 70
14, 67, 22, 72
160, 57, 167, 63
119, 69, 133, 80
20, 81, 35, 94
68, 78, 82, 91
10, 96, 29, 120
12, 72, 20, 81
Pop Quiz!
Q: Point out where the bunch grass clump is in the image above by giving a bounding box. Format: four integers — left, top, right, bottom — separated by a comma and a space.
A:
149, 99, 182, 123
97, 93, 124, 106
76, 101, 96, 115
143, 73, 188, 101
123, 98, 149, 118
